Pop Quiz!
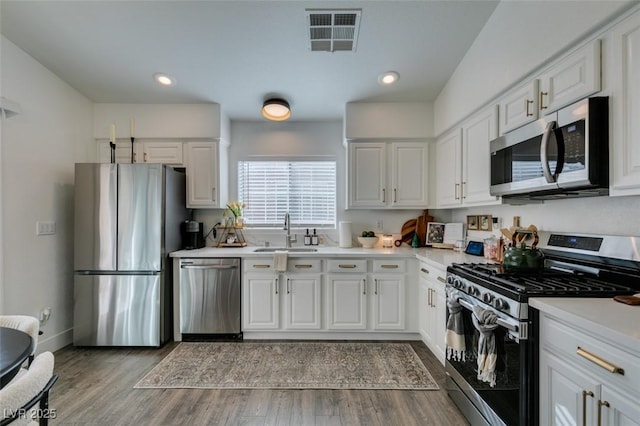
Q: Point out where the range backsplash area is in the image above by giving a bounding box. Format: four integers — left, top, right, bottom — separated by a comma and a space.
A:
447, 195, 640, 236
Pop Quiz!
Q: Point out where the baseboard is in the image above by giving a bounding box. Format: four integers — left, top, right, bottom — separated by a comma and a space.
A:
36, 327, 73, 354
242, 331, 421, 340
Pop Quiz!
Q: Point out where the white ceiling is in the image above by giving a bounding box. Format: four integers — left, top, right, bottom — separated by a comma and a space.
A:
0, 1, 499, 121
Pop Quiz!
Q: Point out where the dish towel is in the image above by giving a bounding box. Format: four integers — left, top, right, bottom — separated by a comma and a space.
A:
445, 289, 466, 361
472, 305, 499, 387
273, 251, 288, 273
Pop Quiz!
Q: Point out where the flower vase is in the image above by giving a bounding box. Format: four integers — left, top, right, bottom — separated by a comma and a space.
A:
234, 216, 244, 228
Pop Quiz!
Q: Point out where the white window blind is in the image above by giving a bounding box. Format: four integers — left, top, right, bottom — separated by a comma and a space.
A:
238, 160, 337, 228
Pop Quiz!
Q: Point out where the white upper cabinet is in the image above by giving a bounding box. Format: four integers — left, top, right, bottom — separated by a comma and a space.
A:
137, 141, 184, 165
499, 80, 539, 134
538, 40, 601, 114
185, 141, 228, 208
499, 40, 601, 134
607, 11, 640, 196
348, 141, 429, 209
435, 106, 499, 208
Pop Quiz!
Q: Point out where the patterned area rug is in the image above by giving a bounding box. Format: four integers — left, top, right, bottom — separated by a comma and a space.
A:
135, 342, 439, 390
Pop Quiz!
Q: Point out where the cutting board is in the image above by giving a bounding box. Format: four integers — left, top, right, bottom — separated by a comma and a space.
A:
400, 219, 417, 244
415, 210, 435, 246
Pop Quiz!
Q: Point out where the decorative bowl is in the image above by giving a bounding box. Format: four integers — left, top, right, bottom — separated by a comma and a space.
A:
357, 236, 379, 248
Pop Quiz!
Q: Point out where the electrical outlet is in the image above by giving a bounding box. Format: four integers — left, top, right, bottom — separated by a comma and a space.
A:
376, 220, 384, 230
36, 221, 56, 236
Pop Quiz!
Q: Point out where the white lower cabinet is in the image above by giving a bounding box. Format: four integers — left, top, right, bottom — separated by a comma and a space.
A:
371, 274, 405, 330
418, 261, 447, 364
326, 274, 367, 330
539, 312, 640, 426
283, 273, 322, 329
242, 273, 280, 330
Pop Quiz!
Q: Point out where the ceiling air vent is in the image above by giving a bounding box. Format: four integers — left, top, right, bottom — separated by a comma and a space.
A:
306, 9, 361, 52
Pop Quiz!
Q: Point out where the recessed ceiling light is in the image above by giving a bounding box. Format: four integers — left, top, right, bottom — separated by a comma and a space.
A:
154, 73, 175, 86
378, 71, 399, 85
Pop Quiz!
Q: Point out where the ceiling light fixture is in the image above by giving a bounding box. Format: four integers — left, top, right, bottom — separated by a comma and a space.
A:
154, 73, 175, 86
261, 98, 291, 121
378, 71, 400, 85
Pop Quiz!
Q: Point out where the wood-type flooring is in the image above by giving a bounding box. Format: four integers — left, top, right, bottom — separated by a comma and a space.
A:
49, 340, 469, 425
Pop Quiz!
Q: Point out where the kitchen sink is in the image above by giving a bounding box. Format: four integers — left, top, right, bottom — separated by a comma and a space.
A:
253, 247, 318, 253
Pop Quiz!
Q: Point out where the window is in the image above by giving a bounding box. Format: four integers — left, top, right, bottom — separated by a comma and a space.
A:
238, 160, 336, 228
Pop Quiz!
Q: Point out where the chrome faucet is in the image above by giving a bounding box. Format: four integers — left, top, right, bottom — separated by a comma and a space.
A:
284, 213, 297, 248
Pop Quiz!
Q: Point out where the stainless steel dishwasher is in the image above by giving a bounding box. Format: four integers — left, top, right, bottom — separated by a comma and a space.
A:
179, 258, 242, 339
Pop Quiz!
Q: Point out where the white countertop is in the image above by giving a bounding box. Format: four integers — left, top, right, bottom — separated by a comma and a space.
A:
171, 245, 487, 268
530, 297, 640, 352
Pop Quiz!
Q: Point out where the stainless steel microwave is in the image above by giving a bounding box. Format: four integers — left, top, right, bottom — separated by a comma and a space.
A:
490, 96, 609, 200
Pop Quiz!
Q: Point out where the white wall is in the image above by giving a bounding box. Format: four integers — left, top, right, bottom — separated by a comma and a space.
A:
434, 1, 635, 135
194, 120, 426, 247
1, 36, 94, 352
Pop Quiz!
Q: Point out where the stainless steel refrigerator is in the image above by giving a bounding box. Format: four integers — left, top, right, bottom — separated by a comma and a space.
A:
73, 163, 187, 346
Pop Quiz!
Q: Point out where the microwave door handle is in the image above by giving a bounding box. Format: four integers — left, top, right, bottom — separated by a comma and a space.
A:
554, 128, 565, 176
540, 120, 557, 183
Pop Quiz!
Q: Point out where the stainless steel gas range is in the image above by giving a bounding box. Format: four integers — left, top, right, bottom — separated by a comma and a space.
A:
444, 231, 640, 426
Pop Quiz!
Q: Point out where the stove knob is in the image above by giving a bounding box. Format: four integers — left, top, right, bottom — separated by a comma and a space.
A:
482, 293, 494, 304
453, 278, 463, 289
446, 275, 455, 284
467, 285, 479, 296
493, 298, 507, 310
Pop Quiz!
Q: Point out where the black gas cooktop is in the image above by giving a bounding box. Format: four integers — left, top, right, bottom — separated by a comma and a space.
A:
448, 262, 638, 299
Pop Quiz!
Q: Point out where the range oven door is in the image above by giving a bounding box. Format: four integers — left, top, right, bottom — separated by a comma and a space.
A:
445, 288, 533, 426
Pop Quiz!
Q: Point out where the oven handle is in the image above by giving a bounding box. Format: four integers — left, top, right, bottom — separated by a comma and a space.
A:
456, 297, 519, 333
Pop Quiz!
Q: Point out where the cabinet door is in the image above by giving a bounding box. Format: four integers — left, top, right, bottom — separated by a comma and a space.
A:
609, 13, 640, 196
326, 275, 367, 330
372, 274, 405, 330
539, 352, 600, 426
601, 385, 640, 426
461, 106, 500, 206
97, 140, 134, 163
186, 141, 219, 208
499, 80, 539, 134
348, 142, 386, 208
539, 40, 601, 114
431, 278, 447, 364
435, 130, 462, 207
284, 274, 322, 329
418, 281, 429, 341
390, 142, 429, 207
139, 141, 183, 165
242, 274, 279, 330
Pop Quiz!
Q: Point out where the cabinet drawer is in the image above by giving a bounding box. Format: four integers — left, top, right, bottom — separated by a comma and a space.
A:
287, 259, 321, 273
327, 259, 367, 273
372, 259, 405, 273
244, 259, 274, 272
541, 314, 640, 392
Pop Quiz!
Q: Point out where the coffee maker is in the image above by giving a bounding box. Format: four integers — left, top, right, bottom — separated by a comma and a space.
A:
180, 220, 205, 250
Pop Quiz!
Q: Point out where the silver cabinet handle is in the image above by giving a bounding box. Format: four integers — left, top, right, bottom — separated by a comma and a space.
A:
275, 278, 278, 295
287, 278, 291, 294
380, 264, 398, 269
294, 264, 313, 269
382, 188, 386, 202
437, 276, 446, 283
338, 264, 357, 269
393, 188, 397, 203
362, 279, 366, 295
212, 187, 216, 202
454, 183, 460, 200
539, 91, 548, 110
462, 181, 466, 199
582, 390, 594, 426
525, 98, 534, 117
252, 264, 271, 269
428, 288, 432, 307
577, 347, 625, 375
597, 400, 609, 426
374, 279, 379, 295
143, 152, 148, 162
420, 268, 430, 274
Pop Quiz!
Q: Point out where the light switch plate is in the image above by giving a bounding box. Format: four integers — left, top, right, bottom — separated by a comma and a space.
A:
36, 221, 56, 235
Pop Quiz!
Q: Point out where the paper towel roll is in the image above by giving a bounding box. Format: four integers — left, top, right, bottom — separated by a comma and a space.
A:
339, 221, 352, 248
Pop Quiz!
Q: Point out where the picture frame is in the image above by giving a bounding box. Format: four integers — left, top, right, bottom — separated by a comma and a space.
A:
426, 222, 446, 245
479, 214, 493, 231
467, 215, 479, 230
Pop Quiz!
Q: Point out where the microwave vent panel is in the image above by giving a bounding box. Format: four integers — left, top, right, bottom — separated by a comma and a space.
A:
306, 9, 361, 52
